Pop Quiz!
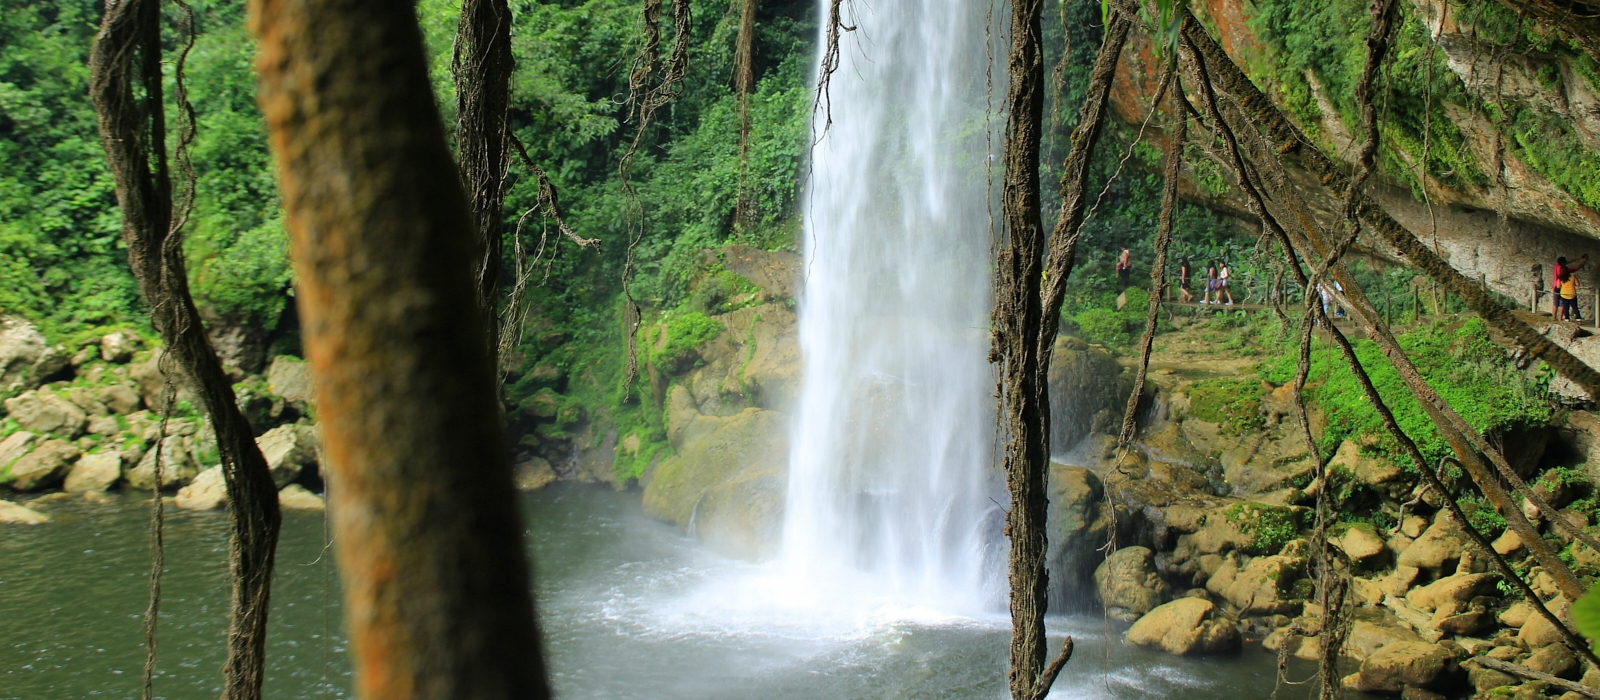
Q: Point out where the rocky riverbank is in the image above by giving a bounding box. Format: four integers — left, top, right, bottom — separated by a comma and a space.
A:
0, 317, 325, 522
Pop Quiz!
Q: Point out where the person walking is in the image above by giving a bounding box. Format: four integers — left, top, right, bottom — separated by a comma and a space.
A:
1179, 257, 1193, 303
1554, 254, 1589, 317
1217, 261, 1235, 305
1560, 269, 1580, 322
1116, 247, 1132, 290
1204, 260, 1219, 304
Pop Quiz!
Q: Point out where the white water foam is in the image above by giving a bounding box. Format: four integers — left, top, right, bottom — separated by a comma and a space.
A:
777, 0, 1003, 621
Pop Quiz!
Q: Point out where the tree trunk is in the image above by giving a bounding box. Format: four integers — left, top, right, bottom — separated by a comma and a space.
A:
249, 0, 551, 697
89, 3, 284, 700
994, 0, 1060, 697
455, 0, 515, 362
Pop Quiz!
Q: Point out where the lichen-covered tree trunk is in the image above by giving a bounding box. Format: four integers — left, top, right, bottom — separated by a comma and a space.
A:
89, 3, 284, 699
248, 0, 550, 697
993, 0, 1060, 697
454, 0, 514, 361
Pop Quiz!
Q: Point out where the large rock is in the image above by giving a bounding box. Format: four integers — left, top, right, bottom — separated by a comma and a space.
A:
1345, 641, 1457, 694
64, 451, 121, 493
1398, 511, 1467, 571
1329, 439, 1406, 486
1405, 572, 1499, 613
175, 466, 228, 510
0, 499, 49, 524
1220, 432, 1316, 495
255, 424, 318, 486
642, 407, 788, 560
278, 484, 325, 511
0, 317, 64, 392
1347, 614, 1425, 661
669, 302, 799, 417
4, 439, 79, 490
1048, 336, 1129, 452
1047, 462, 1110, 609
1221, 549, 1306, 616
1095, 546, 1171, 620
1333, 522, 1389, 566
4, 390, 87, 438
266, 356, 314, 405
99, 330, 139, 363
1520, 598, 1572, 648
125, 436, 199, 490
1125, 598, 1241, 655
96, 384, 142, 414
0, 431, 36, 470
513, 456, 556, 491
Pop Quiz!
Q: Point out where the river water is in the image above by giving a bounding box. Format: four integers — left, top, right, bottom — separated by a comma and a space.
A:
2, 485, 1319, 699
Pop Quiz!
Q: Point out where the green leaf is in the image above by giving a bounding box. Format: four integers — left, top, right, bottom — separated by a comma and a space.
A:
1573, 582, 1600, 653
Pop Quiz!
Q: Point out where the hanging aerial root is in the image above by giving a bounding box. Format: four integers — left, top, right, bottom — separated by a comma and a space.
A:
813, 0, 856, 139
1117, 50, 1183, 449
500, 135, 598, 368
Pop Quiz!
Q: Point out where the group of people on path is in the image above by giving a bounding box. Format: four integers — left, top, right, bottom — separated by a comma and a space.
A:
1174, 255, 1233, 305
1554, 253, 1589, 322
1117, 248, 1235, 305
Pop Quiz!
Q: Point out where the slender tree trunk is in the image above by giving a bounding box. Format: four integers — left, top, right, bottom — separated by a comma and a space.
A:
455, 0, 515, 361
249, 0, 550, 697
89, 4, 283, 700
994, 0, 1067, 698
733, 0, 759, 229
1037, 11, 1131, 364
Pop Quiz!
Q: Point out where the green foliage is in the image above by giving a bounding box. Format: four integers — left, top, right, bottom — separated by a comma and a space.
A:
645, 312, 724, 371
1186, 377, 1266, 433
1225, 502, 1301, 555
1261, 318, 1550, 465
1572, 582, 1600, 653
1459, 494, 1507, 535
1073, 308, 1131, 347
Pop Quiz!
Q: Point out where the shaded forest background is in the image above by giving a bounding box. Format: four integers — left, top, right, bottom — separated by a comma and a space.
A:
7, 0, 1595, 483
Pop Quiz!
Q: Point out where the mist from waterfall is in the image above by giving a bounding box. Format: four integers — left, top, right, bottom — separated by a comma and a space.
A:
780, 0, 1002, 615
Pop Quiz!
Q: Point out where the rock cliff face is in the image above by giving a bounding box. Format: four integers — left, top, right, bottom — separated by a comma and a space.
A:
1110, 0, 1600, 313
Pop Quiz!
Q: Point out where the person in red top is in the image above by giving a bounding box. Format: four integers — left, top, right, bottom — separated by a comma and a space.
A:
1554, 254, 1589, 318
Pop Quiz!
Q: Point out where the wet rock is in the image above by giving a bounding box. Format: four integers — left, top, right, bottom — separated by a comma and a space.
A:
1126, 598, 1240, 655
1219, 432, 1315, 495
255, 424, 317, 487
1334, 523, 1389, 565
1047, 463, 1110, 609
99, 330, 139, 363
1406, 573, 1499, 613
278, 484, 325, 511
643, 408, 787, 561
96, 384, 142, 415
1221, 549, 1306, 616
1494, 528, 1525, 556
64, 451, 121, 493
125, 436, 199, 490
4, 390, 87, 438
0, 431, 36, 470
1467, 660, 1519, 695
5, 439, 80, 490
266, 356, 313, 405
1095, 546, 1170, 620
1329, 439, 1406, 486
175, 466, 228, 511
513, 456, 556, 491
86, 414, 120, 436
1520, 599, 1572, 648
1347, 614, 1425, 661
1048, 336, 1129, 451
0, 499, 49, 524
1398, 511, 1467, 571
0, 317, 49, 391
1345, 641, 1457, 694
1526, 643, 1579, 679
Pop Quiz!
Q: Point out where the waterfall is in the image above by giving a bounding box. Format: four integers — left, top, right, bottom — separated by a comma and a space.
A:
781, 0, 1001, 614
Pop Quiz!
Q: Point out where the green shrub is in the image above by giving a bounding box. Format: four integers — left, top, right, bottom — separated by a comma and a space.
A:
1074, 308, 1130, 347
647, 312, 724, 371
1225, 502, 1301, 555
1185, 377, 1266, 433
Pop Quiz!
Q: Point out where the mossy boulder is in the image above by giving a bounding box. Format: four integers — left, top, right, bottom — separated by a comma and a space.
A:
642, 407, 788, 561
1047, 462, 1111, 610
1047, 335, 1128, 453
